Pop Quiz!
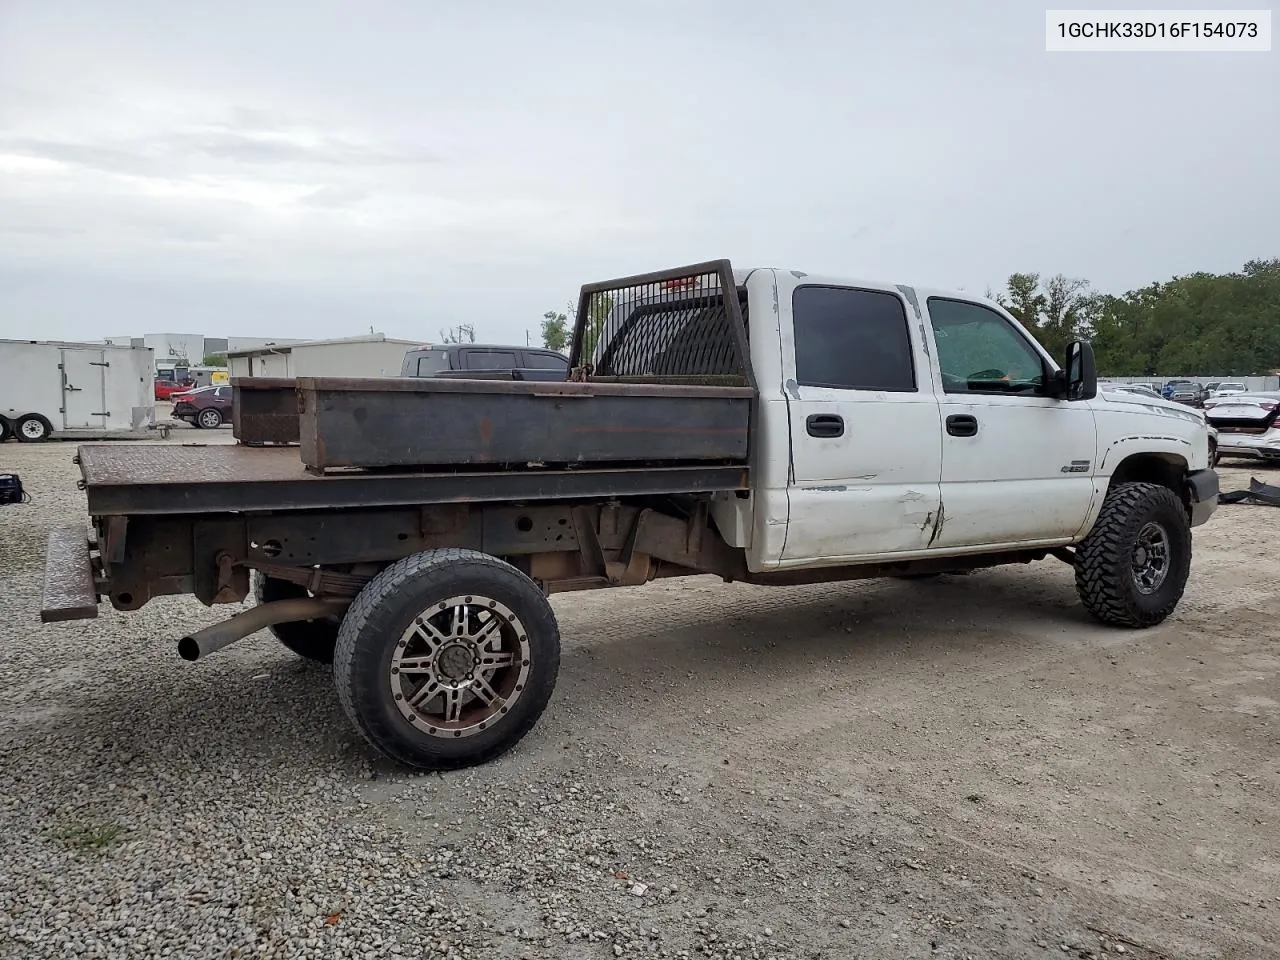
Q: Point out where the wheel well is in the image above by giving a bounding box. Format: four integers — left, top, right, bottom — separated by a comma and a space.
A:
1107, 453, 1187, 502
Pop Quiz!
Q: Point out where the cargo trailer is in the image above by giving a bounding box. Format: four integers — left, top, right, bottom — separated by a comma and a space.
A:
0, 339, 157, 441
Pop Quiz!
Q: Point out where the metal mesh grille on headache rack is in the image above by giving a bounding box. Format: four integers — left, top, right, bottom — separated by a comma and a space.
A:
568, 259, 754, 388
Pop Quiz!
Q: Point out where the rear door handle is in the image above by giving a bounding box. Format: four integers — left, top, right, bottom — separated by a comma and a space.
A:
806, 414, 845, 438
946, 414, 978, 438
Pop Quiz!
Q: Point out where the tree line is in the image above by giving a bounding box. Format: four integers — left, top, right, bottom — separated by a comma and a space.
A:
989, 258, 1280, 376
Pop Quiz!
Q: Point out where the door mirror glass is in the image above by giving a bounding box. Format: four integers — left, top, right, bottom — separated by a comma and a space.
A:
1065, 340, 1098, 401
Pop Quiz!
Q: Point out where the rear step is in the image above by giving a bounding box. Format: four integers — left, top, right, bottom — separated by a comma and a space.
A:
41, 525, 100, 623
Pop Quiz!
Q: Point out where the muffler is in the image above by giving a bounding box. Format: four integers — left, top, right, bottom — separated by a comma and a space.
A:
178, 598, 349, 662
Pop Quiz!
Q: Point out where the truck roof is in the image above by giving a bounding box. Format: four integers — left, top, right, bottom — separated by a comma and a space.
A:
406, 343, 567, 354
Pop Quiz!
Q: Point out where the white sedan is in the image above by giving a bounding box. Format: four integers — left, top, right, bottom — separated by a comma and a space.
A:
1204, 391, 1280, 462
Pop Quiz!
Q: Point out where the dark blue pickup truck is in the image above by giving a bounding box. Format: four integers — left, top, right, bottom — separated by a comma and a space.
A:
399, 344, 569, 382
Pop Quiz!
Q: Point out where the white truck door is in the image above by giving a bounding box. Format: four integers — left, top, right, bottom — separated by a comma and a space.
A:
922, 296, 1098, 548
777, 275, 944, 563
60, 349, 105, 429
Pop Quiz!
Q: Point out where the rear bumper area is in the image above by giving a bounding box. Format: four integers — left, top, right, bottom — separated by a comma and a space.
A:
1186, 469, 1220, 528
1216, 433, 1280, 459
41, 525, 100, 623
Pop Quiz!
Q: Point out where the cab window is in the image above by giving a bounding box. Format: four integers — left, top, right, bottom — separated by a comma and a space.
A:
926, 298, 1046, 395
791, 286, 916, 392
463, 349, 518, 370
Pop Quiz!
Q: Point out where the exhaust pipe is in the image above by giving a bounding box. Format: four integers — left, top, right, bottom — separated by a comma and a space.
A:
178, 598, 349, 662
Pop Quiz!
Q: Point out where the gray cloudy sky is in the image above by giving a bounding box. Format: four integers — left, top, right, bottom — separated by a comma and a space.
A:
1, 1, 1276, 345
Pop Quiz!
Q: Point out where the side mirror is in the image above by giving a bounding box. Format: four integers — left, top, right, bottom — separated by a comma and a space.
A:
1064, 340, 1098, 401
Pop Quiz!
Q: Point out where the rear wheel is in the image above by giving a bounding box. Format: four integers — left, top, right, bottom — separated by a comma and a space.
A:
1074, 482, 1191, 627
16, 414, 52, 442
254, 573, 340, 663
197, 408, 223, 429
333, 549, 560, 771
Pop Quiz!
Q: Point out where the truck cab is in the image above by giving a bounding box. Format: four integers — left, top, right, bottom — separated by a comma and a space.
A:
693, 268, 1217, 575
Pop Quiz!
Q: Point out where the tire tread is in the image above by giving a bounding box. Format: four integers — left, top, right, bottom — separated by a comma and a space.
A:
1074, 482, 1190, 628
333, 549, 559, 771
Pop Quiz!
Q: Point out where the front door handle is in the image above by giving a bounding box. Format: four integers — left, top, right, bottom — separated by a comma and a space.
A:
946, 414, 978, 437
806, 414, 845, 438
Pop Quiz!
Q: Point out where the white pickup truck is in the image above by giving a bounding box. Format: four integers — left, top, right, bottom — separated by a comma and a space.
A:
44, 260, 1220, 771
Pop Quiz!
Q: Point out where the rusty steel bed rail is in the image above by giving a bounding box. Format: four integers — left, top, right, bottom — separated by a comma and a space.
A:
73, 444, 751, 516
294, 375, 753, 472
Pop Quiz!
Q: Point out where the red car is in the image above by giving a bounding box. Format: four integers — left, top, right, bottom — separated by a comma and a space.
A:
154, 378, 195, 401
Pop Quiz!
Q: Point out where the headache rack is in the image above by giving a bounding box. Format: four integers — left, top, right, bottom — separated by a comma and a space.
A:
569, 259, 755, 389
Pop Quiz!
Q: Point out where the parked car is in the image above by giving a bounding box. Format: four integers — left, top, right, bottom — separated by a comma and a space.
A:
1162, 379, 1204, 402
1210, 381, 1247, 399
1108, 383, 1162, 399
1168, 382, 1206, 407
1204, 391, 1280, 461
400, 344, 570, 382
154, 377, 195, 401
172, 385, 232, 428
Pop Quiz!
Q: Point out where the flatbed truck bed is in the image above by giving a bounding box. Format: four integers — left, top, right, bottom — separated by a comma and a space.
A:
75, 443, 750, 516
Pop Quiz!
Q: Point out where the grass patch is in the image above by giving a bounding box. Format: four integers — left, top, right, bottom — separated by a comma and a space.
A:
45, 820, 125, 852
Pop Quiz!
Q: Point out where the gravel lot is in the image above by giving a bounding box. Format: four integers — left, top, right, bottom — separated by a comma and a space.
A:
2, 428, 1278, 960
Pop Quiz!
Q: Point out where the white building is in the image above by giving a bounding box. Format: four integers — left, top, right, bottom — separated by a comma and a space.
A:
227, 334, 421, 379
226, 336, 308, 354
103, 333, 204, 372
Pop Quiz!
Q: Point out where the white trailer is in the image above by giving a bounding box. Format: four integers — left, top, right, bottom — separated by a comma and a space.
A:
0, 340, 157, 442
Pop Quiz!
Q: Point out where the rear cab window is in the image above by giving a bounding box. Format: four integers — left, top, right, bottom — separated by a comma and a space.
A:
791, 286, 916, 392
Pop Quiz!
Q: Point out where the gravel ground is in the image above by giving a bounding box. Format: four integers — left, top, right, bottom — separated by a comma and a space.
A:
1, 431, 1278, 960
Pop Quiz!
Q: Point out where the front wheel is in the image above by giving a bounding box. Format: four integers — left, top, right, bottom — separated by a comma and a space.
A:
333, 549, 561, 771
1074, 482, 1192, 627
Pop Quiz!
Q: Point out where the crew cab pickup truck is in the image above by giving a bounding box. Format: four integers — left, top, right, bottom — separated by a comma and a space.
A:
400, 343, 569, 382
41, 260, 1219, 772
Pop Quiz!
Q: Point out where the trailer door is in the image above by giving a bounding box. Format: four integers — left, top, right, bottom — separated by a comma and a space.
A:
61, 349, 106, 428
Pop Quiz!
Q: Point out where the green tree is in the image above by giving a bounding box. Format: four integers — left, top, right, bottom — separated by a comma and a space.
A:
993, 272, 1095, 360
540, 311, 569, 353
997, 272, 1045, 329
1036, 259, 1280, 376
202, 353, 228, 366
544, 294, 616, 364
576, 293, 614, 363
